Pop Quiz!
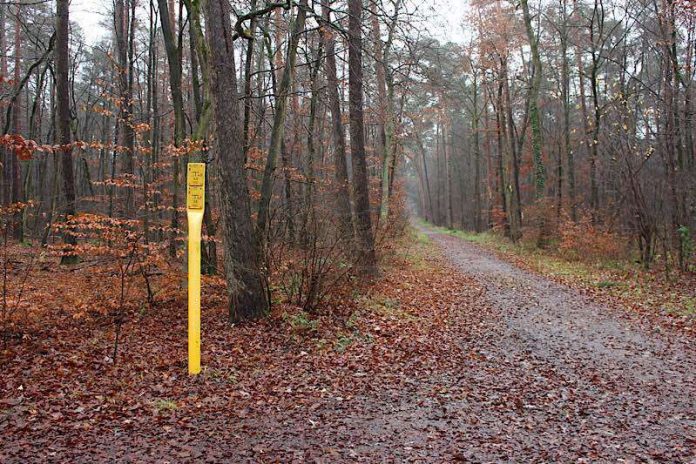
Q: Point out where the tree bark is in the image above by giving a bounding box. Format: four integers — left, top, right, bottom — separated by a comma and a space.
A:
256, 0, 307, 250
348, 0, 377, 274
0, 4, 8, 207
521, 0, 546, 198
56, 0, 78, 264
320, 1, 353, 240
371, 10, 395, 224
560, 0, 575, 221
470, 67, 482, 232
158, 0, 185, 256
204, 0, 268, 321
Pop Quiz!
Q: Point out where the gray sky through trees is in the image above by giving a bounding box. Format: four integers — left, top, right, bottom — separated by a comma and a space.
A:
71, 0, 468, 45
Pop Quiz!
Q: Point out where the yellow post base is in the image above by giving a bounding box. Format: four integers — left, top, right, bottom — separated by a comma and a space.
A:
187, 210, 203, 375
186, 163, 205, 375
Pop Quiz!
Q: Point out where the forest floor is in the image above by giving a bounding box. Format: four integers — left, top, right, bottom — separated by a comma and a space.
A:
1, 226, 695, 462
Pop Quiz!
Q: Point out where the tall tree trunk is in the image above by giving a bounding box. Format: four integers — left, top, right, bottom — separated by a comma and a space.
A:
124, 0, 136, 215
434, 123, 442, 224
56, 0, 78, 264
443, 120, 453, 228
587, 0, 605, 222
561, 0, 575, 221
372, 11, 394, 224
185, 0, 217, 274
348, 0, 377, 274
204, 0, 268, 320
572, 0, 591, 216
521, 0, 546, 198
114, 0, 134, 215
242, 0, 258, 155
10, 10, 21, 239
321, 0, 353, 240
256, 0, 308, 250
144, 0, 157, 243
415, 129, 433, 222
158, 0, 185, 256
0, 4, 8, 207
471, 67, 482, 232
502, 59, 522, 240
495, 77, 511, 238
302, 39, 323, 244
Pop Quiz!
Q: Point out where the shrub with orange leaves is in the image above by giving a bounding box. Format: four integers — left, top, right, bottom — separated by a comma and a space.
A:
51, 213, 163, 305
489, 206, 507, 234
557, 216, 627, 263
50, 213, 168, 362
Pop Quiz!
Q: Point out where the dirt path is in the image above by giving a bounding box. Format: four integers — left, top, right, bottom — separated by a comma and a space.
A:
204, 229, 695, 462
2, 229, 695, 462
421, 227, 695, 462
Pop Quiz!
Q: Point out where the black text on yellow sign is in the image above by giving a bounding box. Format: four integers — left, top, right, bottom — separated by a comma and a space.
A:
187, 163, 206, 210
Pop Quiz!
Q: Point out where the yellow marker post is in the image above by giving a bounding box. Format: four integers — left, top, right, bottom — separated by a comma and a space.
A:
186, 163, 205, 375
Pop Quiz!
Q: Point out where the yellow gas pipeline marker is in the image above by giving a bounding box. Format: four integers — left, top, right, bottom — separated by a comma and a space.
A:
186, 163, 205, 375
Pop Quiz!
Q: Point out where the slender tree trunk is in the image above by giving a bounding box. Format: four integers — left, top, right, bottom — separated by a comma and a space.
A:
242, 0, 258, 155
256, 0, 308, 250
434, 123, 442, 224
589, 55, 600, 219
124, 0, 136, 215
10, 11, 21, 239
587, 0, 605, 222
415, 129, 433, 222
56, 0, 78, 264
443, 121, 453, 228
572, 0, 591, 216
320, 1, 353, 239
302, 39, 323, 245
521, 0, 546, 198
561, 0, 575, 221
190, 20, 203, 123
471, 68, 482, 232
348, 0, 377, 273
158, 0, 185, 256
0, 4, 8, 207
501, 59, 522, 240
372, 11, 394, 224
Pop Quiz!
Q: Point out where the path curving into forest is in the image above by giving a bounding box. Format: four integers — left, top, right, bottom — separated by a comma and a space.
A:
420, 226, 696, 462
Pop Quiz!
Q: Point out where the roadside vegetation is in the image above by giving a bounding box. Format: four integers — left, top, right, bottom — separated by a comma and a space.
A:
421, 220, 696, 329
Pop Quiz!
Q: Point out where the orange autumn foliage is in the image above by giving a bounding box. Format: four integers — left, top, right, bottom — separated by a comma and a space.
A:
557, 216, 627, 263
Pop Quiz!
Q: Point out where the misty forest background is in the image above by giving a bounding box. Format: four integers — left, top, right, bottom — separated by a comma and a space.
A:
1, 0, 695, 324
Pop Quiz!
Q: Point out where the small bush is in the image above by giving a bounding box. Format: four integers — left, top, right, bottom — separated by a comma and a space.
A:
557, 216, 627, 263
269, 213, 355, 313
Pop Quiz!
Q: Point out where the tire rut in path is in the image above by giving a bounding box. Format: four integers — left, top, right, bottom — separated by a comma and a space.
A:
423, 228, 695, 462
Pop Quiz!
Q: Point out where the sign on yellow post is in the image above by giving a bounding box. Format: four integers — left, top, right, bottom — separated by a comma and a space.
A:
186, 163, 205, 375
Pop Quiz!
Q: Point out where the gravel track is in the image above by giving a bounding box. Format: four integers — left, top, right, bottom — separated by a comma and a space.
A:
421, 228, 695, 462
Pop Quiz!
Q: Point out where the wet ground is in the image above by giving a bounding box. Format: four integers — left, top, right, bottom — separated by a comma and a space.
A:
416, 229, 695, 462
232, 229, 695, 462
3, 227, 694, 462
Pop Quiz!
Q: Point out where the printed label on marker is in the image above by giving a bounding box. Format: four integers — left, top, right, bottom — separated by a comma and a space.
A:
187, 186, 204, 209
188, 163, 205, 186
187, 163, 205, 210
